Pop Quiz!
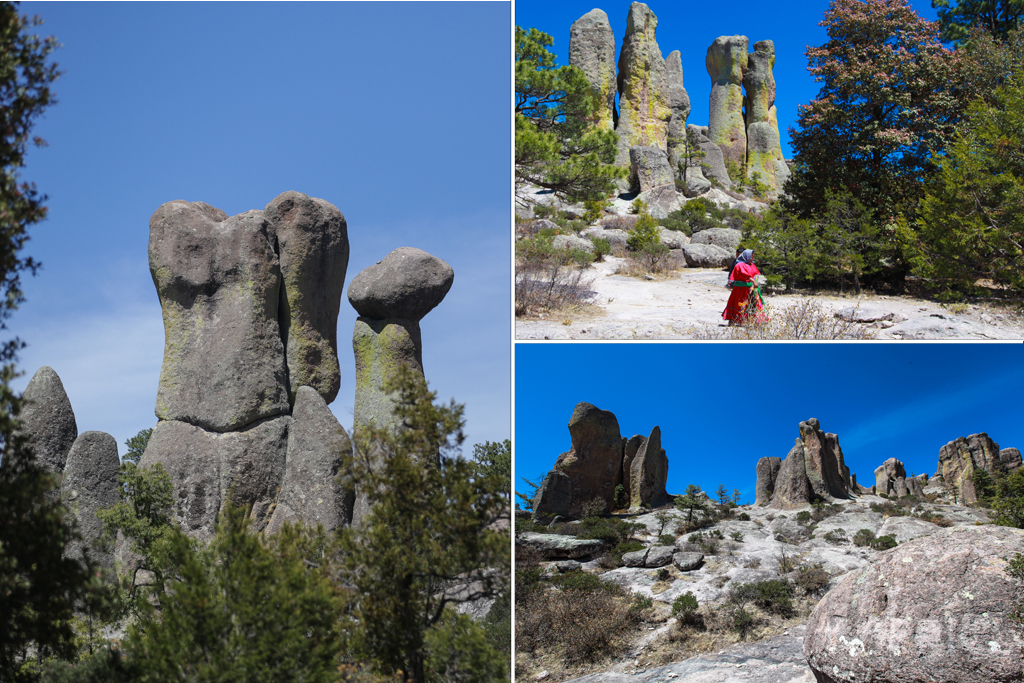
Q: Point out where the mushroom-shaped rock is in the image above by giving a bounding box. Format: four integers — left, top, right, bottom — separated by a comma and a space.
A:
18, 366, 78, 474
149, 200, 290, 432
804, 525, 1024, 683
347, 247, 454, 322
264, 191, 349, 405
61, 431, 120, 570
706, 35, 749, 169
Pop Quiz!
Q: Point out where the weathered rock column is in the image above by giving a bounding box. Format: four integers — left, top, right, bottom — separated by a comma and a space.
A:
743, 40, 786, 196
62, 431, 120, 572
569, 8, 617, 131
754, 456, 781, 505
348, 247, 454, 526
17, 365, 78, 474
664, 50, 691, 176
615, 2, 672, 166
629, 425, 668, 510
706, 35, 748, 174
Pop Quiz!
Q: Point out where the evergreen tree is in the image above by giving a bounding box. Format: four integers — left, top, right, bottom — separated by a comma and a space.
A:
515, 26, 625, 204
932, 0, 1024, 44
674, 485, 710, 524
121, 428, 151, 466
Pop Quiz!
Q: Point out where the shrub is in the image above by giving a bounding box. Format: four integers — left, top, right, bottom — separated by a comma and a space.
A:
579, 517, 645, 545
730, 579, 794, 617
731, 606, 755, 637
795, 511, 812, 526
656, 568, 671, 582
672, 591, 702, 627
823, 529, 848, 545
580, 497, 606, 520
582, 199, 608, 224
730, 531, 744, 542
589, 236, 611, 261
626, 212, 662, 252
659, 534, 676, 546
613, 484, 626, 510
853, 529, 876, 547
795, 564, 831, 596
871, 534, 898, 550
738, 512, 751, 521
515, 588, 630, 664
515, 236, 596, 317
629, 198, 648, 214
695, 299, 876, 340
630, 594, 654, 613
551, 570, 622, 594
811, 502, 842, 522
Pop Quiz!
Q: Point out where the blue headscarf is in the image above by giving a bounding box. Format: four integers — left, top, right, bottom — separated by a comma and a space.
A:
736, 249, 754, 264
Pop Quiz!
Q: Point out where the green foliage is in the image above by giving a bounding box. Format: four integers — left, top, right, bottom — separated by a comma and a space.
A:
629, 198, 648, 215
742, 205, 819, 290
589, 236, 611, 262
853, 528, 876, 547
729, 579, 794, 617
738, 512, 751, 521
911, 68, 1024, 297
515, 476, 541, 512
613, 483, 626, 510
582, 199, 608, 224
730, 606, 755, 637
824, 529, 848, 545
795, 564, 831, 596
121, 429, 151, 466
515, 27, 626, 204
472, 439, 510, 502
550, 570, 619, 594
340, 366, 509, 683
932, 0, 1024, 44
729, 531, 744, 542
672, 591, 699, 622
715, 485, 731, 507
577, 516, 644, 545
675, 484, 710, 524
872, 534, 898, 550
795, 511, 812, 526
425, 607, 508, 683
1007, 552, 1024, 624
123, 506, 345, 683
626, 211, 669, 270
972, 467, 997, 505
991, 467, 1024, 528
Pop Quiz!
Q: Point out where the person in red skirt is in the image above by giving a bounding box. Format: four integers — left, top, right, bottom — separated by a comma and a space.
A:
722, 249, 765, 325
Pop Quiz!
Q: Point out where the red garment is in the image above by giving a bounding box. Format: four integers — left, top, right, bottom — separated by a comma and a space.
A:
722, 262, 764, 323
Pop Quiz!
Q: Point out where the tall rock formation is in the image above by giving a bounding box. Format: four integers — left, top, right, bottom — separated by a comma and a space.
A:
874, 457, 907, 497
742, 40, 786, 196
569, 9, 617, 131
17, 365, 78, 474
754, 456, 781, 505
142, 192, 353, 538
550, 402, 624, 518
614, 3, 672, 166
621, 434, 646, 504
706, 35, 748, 173
347, 247, 454, 526
629, 425, 669, 510
936, 432, 1022, 504
61, 431, 120, 571
664, 50, 691, 173
767, 419, 853, 509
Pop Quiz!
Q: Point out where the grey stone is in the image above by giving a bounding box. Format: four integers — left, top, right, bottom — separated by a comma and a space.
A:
61, 431, 120, 571
552, 234, 596, 254
657, 227, 688, 249
687, 124, 731, 188
551, 402, 624, 517
874, 457, 907, 497
533, 469, 572, 523
690, 227, 742, 250
805, 525, 1024, 683
517, 532, 605, 560
798, 418, 850, 501
139, 416, 290, 541
629, 146, 675, 194
645, 544, 674, 567
264, 191, 349, 405
629, 425, 669, 509
681, 242, 733, 268
149, 200, 289, 432
622, 548, 649, 567
569, 9, 617, 132
553, 559, 583, 573
682, 166, 712, 197
347, 247, 454, 322
672, 551, 704, 571
637, 183, 681, 219
936, 432, 1008, 504
266, 387, 354, 535
664, 50, 691, 175
755, 456, 781, 505
17, 366, 77, 474
1000, 447, 1022, 472
622, 434, 646, 504
706, 35, 749, 169
769, 441, 811, 509
615, 2, 671, 166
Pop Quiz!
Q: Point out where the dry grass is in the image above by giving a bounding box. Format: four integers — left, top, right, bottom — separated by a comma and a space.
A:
515, 262, 596, 317
614, 251, 684, 279
695, 299, 876, 340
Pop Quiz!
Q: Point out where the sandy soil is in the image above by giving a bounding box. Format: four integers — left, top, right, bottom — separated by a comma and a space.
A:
516, 256, 1024, 340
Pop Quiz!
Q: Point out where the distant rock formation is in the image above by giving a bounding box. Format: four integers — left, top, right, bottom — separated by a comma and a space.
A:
18, 365, 78, 474
758, 418, 853, 509
805, 525, 1024, 683
533, 402, 668, 520
348, 247, 454, 526
874, 457, 907, 498
142, 191, 354, 538
569, 9, 617, 131
935, 432, 1022, 504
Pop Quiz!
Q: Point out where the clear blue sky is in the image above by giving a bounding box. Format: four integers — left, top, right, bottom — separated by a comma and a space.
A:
10, 2, 511, 457
515, 343, 1024, 505
515, 0, 944, 158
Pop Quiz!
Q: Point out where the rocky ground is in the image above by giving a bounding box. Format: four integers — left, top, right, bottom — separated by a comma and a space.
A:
515, 257, 1024, 340
515, 492, 993, 683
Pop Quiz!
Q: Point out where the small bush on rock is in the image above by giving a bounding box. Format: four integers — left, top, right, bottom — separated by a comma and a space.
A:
730, 579, 794, 617
795, 563, 830, 597
823, 529, 847, 545
738, 512, 751, 521
853, 529, 876, 547
871, 534, 898, 550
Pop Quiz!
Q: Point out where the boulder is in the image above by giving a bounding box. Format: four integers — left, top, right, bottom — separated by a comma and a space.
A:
517, 532, 605, 560
149, 200, 290, 432
664, 50, 691, 174
629, 146, 675, 194
637, 183, 681, 219
568, 9, 617, 131
672, 551, 704, 571
552, 402, 624, 517
348, 247, 454, 322
264, 191, 349, 405
804, 525, 1024, 683
552, 234, 596, 254
754, 456, 781, 505
140, 416, 290, 541
657, 227, 688, 249
874, 457, 907, 497
266, 386, 354, 535
682, 165, 712, 197
622, 548, 648, 567
706, 35, 748, 168
61, 431, 120, 570
687, 124, 731, 188
1000, 447, 1022, 472
690, 227, 741, 251
532, 469, 572, 523
645, 545, 674, 567
17, 366, 78, 474
629, 425, 669, 509
614, 2, 671, 165
681, 243, 732, 268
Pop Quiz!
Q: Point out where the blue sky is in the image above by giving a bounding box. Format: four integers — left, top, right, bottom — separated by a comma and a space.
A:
515, 343, 1024, 505
515, 0, 944, 158
10, 2, 510, 457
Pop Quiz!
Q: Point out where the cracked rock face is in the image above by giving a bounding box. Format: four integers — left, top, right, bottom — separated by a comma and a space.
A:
569, 8, 618, 131
18, 365, 78, 474
936, 432, 1017, 504
804, 525, 1024, 683
61, 431, 120, 571
615, 2, 672, 166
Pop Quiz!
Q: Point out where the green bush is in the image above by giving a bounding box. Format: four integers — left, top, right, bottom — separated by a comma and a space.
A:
730, 579, 794, 617
853, 529, 876, 547
626, 212, 662, 252
738, 512, 751, 521
872, 534, 898, 550
629, 197, 647, 214
672, 591, 702, 626
795, 564, 831, 596
795, 511, 812, 526
658, 534, 676, 546
823, 529, 847, 545
731, 606, 755, 637
730, 531, 744, 542
613, 483, 626, 510
590, 236, 611, 261
551, 570, 622, 594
